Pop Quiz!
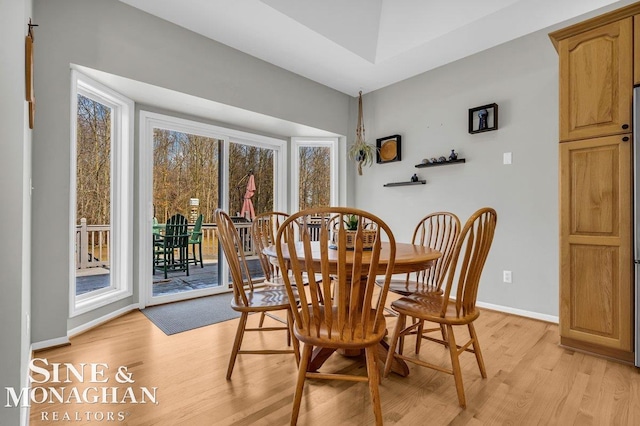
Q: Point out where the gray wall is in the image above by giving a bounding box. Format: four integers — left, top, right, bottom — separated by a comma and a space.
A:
0, 0, 32, 424
356, 29, 559, 318
32, 0, 350, 342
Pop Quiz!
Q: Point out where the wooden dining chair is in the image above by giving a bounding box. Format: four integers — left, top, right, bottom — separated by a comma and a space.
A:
386, 212, 460, 354
276, 207, 396, 426
383, 207, 497, 409
252, 211, 294, 333
214, 209, 300, 380
252, 211, 290, 284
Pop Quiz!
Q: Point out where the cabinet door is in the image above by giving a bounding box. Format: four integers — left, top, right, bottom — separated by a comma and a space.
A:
559, 134, 633, 356
559, 18, 632, 142
635, 15, 640, 85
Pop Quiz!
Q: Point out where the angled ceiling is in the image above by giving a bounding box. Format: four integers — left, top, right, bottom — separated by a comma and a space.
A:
119, 0, 636, 96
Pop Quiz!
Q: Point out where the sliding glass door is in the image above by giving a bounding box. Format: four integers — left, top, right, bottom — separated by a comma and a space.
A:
151, 129, 223, 302
139, 112, 286, 306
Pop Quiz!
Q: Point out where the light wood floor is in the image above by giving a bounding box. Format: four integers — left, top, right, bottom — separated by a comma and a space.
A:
29, 299, 640, 425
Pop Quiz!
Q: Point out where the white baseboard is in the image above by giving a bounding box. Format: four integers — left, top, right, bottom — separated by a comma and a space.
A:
31, 335, 70, 351
68, 303, 140, 338
476, 301, 559, 324
31, 303, 140, 351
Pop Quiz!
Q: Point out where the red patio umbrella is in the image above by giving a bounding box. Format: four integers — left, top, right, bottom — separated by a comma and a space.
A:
240, 173, 256, 220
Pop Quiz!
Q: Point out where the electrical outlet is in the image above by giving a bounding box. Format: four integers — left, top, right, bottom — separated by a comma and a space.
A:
503, 270, 512, 283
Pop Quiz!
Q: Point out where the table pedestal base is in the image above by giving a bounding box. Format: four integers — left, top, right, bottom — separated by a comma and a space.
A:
306, 341, 409, 377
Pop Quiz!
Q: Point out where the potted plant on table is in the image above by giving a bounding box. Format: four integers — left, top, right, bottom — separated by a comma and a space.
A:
333, 214, 377, 250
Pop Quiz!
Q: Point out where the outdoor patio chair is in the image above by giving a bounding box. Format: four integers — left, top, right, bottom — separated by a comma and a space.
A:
154, 213, 190, 279
189, 213, 204, 268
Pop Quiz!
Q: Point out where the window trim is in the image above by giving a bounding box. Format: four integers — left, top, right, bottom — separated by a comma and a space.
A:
69, 71, 134, 317
291, 137, 339, 211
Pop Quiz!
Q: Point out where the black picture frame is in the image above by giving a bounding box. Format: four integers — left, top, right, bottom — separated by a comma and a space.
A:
468, 103, 498, 134
376, 134, 401, 164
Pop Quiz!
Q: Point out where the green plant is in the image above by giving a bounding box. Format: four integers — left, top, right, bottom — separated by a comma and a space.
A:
347, 142, 376, 176
348, 90, 377, 176
345, 214, 359, 230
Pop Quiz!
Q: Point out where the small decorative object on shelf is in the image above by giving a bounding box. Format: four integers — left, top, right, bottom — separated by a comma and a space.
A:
430, 157, 438, 163
411, 173, 419, 182
438, 156, 447, 163
449, 149, 458, 161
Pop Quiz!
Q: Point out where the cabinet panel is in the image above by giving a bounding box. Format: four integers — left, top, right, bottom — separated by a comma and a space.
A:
559, 18, 632, 141
569, 144, 618, 235
568, 244, 617, 337
559, 135, 632, 352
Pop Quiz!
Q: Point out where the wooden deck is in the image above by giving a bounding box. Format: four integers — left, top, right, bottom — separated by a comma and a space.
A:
75, 258, 264, 297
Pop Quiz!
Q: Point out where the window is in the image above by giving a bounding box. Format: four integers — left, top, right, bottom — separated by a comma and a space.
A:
70, 71, 134, 316
292, 138, 338, 210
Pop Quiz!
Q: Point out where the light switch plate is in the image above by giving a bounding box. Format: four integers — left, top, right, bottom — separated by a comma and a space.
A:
503, 152, 512, 165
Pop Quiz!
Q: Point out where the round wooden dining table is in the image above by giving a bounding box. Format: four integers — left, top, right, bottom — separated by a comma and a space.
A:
263, 241, 441, 376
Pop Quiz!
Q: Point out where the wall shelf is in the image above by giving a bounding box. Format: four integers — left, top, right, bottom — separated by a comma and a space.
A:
415, 158, 465, 168
383, 180, 426, 187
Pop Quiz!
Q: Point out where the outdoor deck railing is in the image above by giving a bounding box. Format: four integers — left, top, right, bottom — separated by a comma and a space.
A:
75, 219, 254, 270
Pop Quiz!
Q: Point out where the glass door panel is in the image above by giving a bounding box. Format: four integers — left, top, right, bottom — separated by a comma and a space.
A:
228, 141, 275, 280
151, 129, 224, 301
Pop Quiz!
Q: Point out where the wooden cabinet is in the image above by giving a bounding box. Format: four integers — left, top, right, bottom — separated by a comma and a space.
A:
558, 18, 632, 142
635, 15, 640, 85
550, 5, 640, 363
559, 135, 633, 360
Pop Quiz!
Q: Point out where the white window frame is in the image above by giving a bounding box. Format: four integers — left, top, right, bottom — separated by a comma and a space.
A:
138, 111, 288, 306
291, 137, 339, 211
69, 71, 134, 317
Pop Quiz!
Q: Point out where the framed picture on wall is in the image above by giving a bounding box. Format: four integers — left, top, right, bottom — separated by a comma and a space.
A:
468, 103, 498, 134
376, 135, 401, 164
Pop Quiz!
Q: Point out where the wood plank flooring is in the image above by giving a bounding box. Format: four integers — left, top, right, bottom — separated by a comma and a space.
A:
28, 301, 640, 425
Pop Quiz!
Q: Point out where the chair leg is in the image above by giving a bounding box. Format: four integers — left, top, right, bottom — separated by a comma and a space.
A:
440, 324, 448, 348
468, 323, 487, 378
383, 312, 406, 378
291, 344, 312, 425
198, 242, 203, 268
446, 324, 466, 408
163, 252, 168, 280
365, 346, 383, 426
226, 312, 248, 380
287, 309, 300, 365
259, 312, 267, 328
415, 319, 424, 354
184, 246, 190, 276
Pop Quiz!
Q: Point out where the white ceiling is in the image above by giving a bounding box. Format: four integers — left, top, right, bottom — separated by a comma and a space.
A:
118, 0, 636, 96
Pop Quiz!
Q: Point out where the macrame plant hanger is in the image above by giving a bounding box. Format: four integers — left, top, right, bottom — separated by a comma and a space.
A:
355, 90, 366, 175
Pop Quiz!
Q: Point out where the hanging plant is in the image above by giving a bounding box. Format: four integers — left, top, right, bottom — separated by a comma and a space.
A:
348, 91, 376, 175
